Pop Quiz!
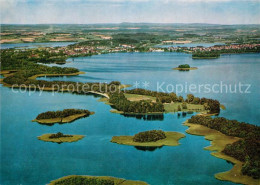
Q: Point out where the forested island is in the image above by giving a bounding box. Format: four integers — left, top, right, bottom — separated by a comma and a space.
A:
111, 130, 185, 147
192, 51, 220, 59
186, 115, 260, 184
49, 175, 148, 185
173, 64, 198, 71
32, 109, 94, 125
38, 132, 85, 143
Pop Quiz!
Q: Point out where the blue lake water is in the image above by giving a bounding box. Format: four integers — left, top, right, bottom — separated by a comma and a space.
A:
0, 42, 76, 49
1, 51, 260, 185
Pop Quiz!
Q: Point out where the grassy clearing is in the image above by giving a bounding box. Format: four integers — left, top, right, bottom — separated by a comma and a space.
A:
124, 93, 156, 102
164, 102, 205, 113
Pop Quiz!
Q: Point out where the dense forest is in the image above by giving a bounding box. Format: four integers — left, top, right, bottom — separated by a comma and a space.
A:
109, 92, 165, 113
36, 109, 92, 120
125, 89, 220, 113
188, 115, 260, 179
52, 176, 114, 185
223, 139, 260, 179
49, 132, 73, 139
133, 130, 166, 142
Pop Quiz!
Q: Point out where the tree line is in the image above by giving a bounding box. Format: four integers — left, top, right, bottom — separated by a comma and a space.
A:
109, 92, 164, 113
53, 176, 114, 185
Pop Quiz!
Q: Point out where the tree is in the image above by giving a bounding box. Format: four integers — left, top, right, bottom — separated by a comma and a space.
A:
187, 94, 194, 103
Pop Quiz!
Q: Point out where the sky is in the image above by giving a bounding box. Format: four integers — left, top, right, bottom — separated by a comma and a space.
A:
1, 0, 260, 24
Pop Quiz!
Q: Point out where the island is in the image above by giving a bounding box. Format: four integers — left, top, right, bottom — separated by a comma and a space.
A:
184, 115, 260, 185
173, 64, 198, 71
111, 130, 185, 147
32, 109, 94, 125
49, 175, 148, 185
38, 132, 84, 143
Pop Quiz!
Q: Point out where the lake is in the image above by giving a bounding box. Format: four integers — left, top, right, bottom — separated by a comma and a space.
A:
0, 42, 76, 49
1, 51, 259, 185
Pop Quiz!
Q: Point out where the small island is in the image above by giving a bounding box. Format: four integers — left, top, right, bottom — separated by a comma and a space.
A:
38, 132, 84, 143
32, 109, 94, 125
49, 175, 148, 185
111, 130, 185, 147
173, 64, 198, 71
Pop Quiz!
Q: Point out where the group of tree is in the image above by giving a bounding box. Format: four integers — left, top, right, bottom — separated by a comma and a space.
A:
53, 176, 114, 185
223, 138, 260, 179
49, 132, 73, 139
109, 92, 164, 113
36, 109, 91, 120
178, 64, 190, 68
188, 115, 260, 179
133, 130, 166, 142
125, 89, 220, 113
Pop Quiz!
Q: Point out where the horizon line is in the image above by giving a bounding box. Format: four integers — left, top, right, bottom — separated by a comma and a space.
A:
1, 22, 260, 26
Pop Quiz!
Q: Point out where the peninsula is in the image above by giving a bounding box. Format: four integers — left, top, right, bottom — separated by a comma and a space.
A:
184, 115, 260, 184
38, 132, 84, 143
111, 130, 185, 147
32, 109, 94, 125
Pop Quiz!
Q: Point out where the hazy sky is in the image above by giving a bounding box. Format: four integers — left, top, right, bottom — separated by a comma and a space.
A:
1, 0, 260, 24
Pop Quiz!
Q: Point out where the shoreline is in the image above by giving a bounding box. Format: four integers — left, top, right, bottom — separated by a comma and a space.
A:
183, 121, 259, 185
111, 132, 185, 147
